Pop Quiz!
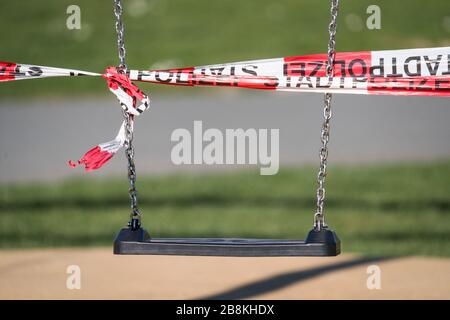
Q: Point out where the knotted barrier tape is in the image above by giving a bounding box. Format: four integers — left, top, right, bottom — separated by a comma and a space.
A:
70, 67, 150, 171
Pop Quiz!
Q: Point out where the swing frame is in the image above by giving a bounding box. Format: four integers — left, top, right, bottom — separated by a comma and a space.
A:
112, 0, 341, 257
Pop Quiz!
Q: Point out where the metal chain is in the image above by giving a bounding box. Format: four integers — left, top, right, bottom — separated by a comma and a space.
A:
313, 0, 339, 231
114, 0, 141, 230
114, 0, 127, 71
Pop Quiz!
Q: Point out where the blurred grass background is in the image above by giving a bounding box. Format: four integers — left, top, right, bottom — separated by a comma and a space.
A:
1, 162, 449, 257
0, 0, 449, 97
0, 1, 449, 257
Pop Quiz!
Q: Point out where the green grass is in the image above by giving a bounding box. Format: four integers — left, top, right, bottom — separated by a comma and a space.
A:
0, 161, 449, 257
0, 0, 449, 97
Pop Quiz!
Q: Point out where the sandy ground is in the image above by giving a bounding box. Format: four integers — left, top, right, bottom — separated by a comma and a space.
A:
0, 248, 449, 300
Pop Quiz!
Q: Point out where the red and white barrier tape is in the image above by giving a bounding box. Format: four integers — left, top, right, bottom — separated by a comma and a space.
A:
69, 67, 150, 171
1, 46, 449, 170
131, 47, 450, 96
2, 47, 450, 96
0, 62, 100, 80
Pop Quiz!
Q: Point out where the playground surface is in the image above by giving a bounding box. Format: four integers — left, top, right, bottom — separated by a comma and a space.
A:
0, 248, 449, 299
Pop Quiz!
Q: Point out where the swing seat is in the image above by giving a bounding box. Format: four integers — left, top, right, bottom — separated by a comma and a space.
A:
113, 228, 340, 256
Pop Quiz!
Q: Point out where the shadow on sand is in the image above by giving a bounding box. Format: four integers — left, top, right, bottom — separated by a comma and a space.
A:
200, 256, 392, 300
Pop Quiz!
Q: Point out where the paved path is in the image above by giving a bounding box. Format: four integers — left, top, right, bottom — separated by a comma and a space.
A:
0, 248, 449, 299
1, 92, 449, 182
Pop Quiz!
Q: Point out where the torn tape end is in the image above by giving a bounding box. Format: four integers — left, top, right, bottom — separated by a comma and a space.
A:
69, 146, 115, 172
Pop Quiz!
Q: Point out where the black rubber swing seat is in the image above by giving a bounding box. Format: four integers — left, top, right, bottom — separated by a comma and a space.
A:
113, 227, 340, 256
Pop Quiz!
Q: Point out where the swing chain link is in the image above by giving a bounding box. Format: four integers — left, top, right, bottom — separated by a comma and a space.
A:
114, 0, 127, 71
314, 0, 339, 231
114, 0, 141, 230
